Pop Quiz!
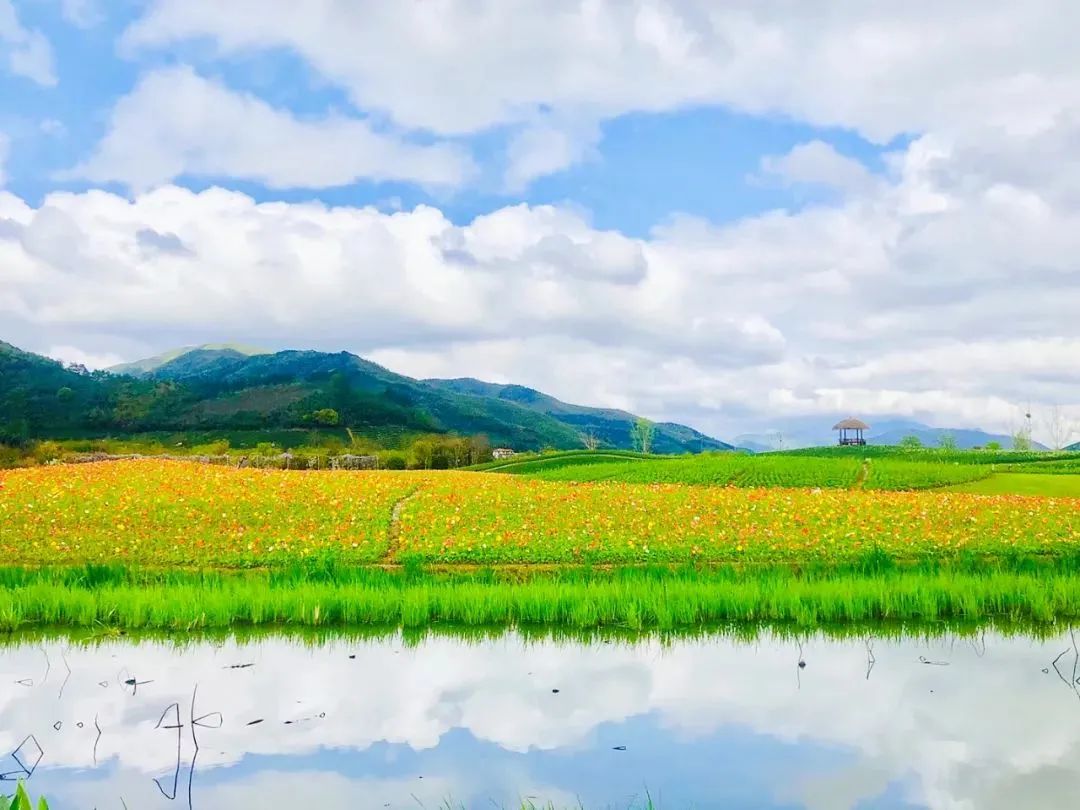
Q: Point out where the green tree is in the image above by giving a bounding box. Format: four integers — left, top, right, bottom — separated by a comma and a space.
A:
937, 432, 958, 451
898, 435, 922, 449
631, 418, 655, 454
469, 433, 492, 464
56, 386, 74, 403
311, 408, 340, 426
380, 451, 408, 470
1012, 430, 1032, 451
985, 440, 1002, 451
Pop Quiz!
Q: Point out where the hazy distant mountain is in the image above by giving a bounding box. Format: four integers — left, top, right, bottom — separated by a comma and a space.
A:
735, 416, 1044, 451
868, 425, 1040, 449
732, 435, 780, 453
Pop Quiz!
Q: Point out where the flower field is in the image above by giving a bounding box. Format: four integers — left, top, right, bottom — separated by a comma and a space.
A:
396, 474, 1080, 564
0, 460, 418, 566
0, 459, 1077, 569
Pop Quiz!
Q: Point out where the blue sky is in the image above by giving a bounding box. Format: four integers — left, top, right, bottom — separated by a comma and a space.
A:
0, 1, 898, 235
2, 0, 1078, 443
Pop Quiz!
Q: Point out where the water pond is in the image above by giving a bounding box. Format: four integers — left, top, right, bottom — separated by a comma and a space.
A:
2, 627, 1079, 808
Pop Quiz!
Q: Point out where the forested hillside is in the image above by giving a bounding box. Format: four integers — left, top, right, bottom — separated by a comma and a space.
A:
0, 341, 727, 453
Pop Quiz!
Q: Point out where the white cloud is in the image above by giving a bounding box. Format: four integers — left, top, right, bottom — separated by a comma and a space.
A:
121, 1, 1080, 143
5, 112, 1080, 442
0, 0, 57, 85
0, 132, 8, 186
38, 117, 67, 137
46, 344, 124, 370
59, 0, 102, 28
759, 140, 878, 194
504, 116, 601, 191
64, 66, 477, 192
7, 3, 1080, 440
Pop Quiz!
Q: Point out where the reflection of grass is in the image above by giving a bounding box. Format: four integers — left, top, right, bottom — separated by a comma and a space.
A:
440, 796, 658, 810
5, 558, 1080, 630
0, 606, 1060, 649
947, 473, 1080, 497
436, 792, 660, 809
0, 784, 48, 810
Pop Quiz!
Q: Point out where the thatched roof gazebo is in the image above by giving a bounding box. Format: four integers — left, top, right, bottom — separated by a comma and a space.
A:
833, 417, 870, 446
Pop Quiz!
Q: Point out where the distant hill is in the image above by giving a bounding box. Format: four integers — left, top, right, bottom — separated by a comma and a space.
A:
109, 344, 268, 376
732, 436, 778, 454
0, 340, 119, 443
867, 425, 1039, 450
427, 378, 733, 454
1, 341, 729, 453
734, 417, 1044, 451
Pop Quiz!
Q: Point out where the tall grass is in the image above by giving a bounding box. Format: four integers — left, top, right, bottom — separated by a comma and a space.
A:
3, 558, 1080, 631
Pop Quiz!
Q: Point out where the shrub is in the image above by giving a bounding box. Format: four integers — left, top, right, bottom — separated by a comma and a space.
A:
381, 451, 408, 470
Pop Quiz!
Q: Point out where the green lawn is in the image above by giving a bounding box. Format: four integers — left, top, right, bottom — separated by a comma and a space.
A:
947, 473, 1080, 497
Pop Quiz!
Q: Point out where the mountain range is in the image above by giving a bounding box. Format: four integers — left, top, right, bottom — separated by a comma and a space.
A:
3, 339, 1052, 453
0, 340, 730, 453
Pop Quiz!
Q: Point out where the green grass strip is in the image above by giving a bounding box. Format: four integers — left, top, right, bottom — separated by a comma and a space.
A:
3, 560, 1080, 631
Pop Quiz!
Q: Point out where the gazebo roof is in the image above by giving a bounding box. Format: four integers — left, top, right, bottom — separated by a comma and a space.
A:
833, 417, 870, 431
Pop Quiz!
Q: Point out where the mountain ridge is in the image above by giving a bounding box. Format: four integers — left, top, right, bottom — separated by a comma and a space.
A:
425, 377, 731, 453
2, 341, 730, 453
109, 343, 269, 376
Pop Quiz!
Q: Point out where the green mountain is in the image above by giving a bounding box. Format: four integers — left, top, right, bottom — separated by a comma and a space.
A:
1, 341, 730, 452
108, 343, 268, 376
426, 378, 731, 454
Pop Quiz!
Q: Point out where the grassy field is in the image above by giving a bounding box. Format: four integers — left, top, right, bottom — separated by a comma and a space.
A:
2, 458, 1079, 628
769, 445, 1080, 465
499, 452, 993, 491
948, 473, 1080, 497
4, 562, 1080, 630
465, 449, 658, 472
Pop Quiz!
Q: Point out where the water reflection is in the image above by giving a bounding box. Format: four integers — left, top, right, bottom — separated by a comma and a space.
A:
1, 628, 1078, 808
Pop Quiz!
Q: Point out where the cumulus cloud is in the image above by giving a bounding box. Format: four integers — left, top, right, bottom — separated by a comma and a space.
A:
121, 1, 1080, 142
59, 0, 103, 28
114, 1, 1080, 190
0, 186, 783, 374
5, 2, 1080, 440
0, 0, 57, 85
4, 107, 1080, 443
64, 67, 477, 192
759, 140, 878, 194
503, 116, 602, 191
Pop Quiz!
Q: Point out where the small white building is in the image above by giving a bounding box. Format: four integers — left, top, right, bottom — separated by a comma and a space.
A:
492, 448, 515, 460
